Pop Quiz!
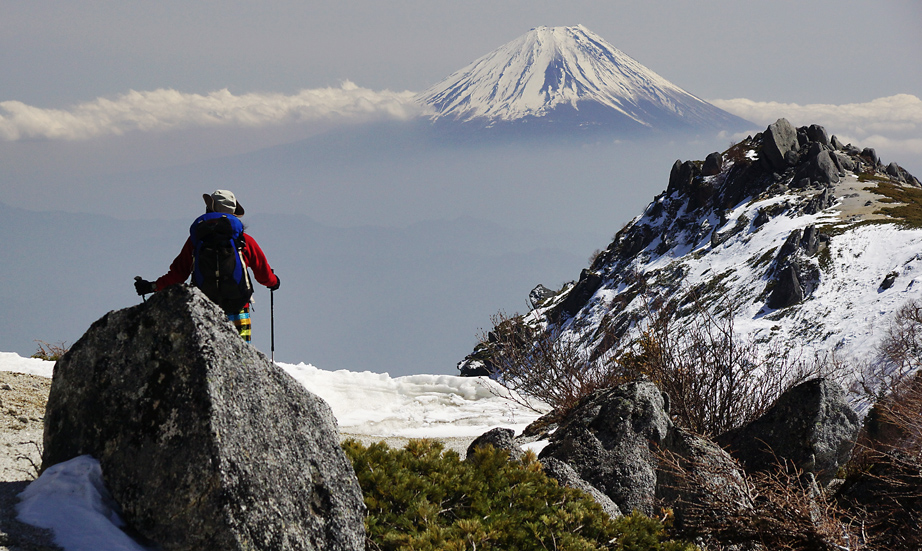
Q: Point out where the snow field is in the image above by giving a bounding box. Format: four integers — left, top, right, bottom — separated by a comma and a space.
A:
1, 352, 547, 551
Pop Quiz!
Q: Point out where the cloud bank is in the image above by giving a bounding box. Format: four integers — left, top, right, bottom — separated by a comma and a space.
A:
0, 82, 420, 141
711, 94, 922, 159
3, 85, 920, 168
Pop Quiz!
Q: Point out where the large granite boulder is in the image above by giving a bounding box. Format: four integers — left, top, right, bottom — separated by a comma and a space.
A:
762, 118, 799, 172
537, 381, 751, 522
539, 381, 671, 515
42, 285, 365, 551
812, 150, 841, 184
717, 379, 859, 486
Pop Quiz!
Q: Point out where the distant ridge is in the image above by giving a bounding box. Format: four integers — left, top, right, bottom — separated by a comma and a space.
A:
417, 25, 751, 135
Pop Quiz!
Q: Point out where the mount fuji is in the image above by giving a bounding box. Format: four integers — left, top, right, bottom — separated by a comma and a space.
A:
418, 25, 751, 135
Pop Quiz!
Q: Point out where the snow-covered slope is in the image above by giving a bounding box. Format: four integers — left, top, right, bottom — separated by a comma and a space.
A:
418, 25, 750, 133
459, 119, 922, 391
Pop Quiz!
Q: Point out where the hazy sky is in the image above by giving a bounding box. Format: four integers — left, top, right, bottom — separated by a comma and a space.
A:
1, 0, 920, 169
2, 0, 920, 105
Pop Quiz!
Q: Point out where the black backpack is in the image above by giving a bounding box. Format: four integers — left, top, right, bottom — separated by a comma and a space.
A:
190, 213, 253, 313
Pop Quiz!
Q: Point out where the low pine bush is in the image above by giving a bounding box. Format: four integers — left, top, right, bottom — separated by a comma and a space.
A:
342, 439, 697, 551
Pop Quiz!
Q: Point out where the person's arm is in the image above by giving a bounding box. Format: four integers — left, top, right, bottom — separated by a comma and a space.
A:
242, 234, 279, 288
155, 238, 195, 291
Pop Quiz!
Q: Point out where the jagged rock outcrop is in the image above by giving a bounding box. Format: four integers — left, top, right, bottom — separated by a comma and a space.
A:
42, 285, 365, 551
457, 117, 922, 379
767, 265, 804, 309
762, 118, 799, 171
529, 284, 556, 308
717, 379, 859, 486
551, 269, 604, 321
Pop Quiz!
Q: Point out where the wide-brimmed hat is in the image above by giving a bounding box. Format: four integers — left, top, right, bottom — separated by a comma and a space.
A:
203, 189, 245, 216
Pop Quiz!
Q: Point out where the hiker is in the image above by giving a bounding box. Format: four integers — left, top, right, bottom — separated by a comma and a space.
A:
134, 190, 280, 342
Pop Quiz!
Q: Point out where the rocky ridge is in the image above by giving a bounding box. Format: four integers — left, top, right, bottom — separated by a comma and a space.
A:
460, 118, 922, 380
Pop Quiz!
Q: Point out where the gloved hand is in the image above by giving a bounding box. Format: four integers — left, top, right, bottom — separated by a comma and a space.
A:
134, 277, 156, 295
269, 275, 280, 291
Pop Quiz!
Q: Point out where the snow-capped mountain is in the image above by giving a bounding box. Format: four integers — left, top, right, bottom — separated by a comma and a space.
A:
418, 25, 750, 134
460, 118, 922, 394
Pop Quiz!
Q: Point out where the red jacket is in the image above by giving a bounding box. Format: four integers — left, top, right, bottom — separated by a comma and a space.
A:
155, 233, 278, 292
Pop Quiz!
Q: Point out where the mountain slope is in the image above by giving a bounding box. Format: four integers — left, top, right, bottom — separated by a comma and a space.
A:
418, 25, 750, 134
460, 119, 922, 393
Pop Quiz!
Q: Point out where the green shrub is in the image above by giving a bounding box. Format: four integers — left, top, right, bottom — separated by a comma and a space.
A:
342, 439, 697, 551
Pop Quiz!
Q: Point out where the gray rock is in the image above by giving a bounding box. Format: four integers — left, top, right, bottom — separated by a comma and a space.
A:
552, 269, 604, 320
539, 381, 670, 515
529, 284, 556, 308
42, 285, 365, 551
880, 271, 899, 291
717, 379, 859, 486
767, 265, 803, 309
711, 215, 749, 248
834, 152, 856, 172
799, 225, 828, 257
804, 188, 835, 215
540, 457, 622, 519
466, 427, 525, 461
536, 381, 751, 527
775, 229, 802, 264
812, 150, 841, 184
830, 135, 845, 150
701, 152, 723, 176
805, 124, 829, 146
886, 162, 906, 183
667, 160, 701, 197
657, 428, 753, 531
762, 118, 799, 172
861, 147, 878, 166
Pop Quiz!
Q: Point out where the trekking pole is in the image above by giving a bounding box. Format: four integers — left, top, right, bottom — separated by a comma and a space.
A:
270, 287, 275, 363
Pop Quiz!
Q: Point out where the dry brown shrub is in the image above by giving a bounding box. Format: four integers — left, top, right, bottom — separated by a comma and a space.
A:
31, 340, 69, 361
483, 295, 845, 432
615, 300, 845, 437
660, 448, 863, 551
842, 373, 922, 551
479, 311, 625, 414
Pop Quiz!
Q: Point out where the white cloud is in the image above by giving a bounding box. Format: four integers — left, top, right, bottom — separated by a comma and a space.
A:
710, 94, 922, 158
0, 82, 421, 141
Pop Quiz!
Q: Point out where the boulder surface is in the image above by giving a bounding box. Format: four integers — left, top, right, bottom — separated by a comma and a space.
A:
717, 378, 859, 486
539, 381, 671, 515
42, 285, 365, 551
